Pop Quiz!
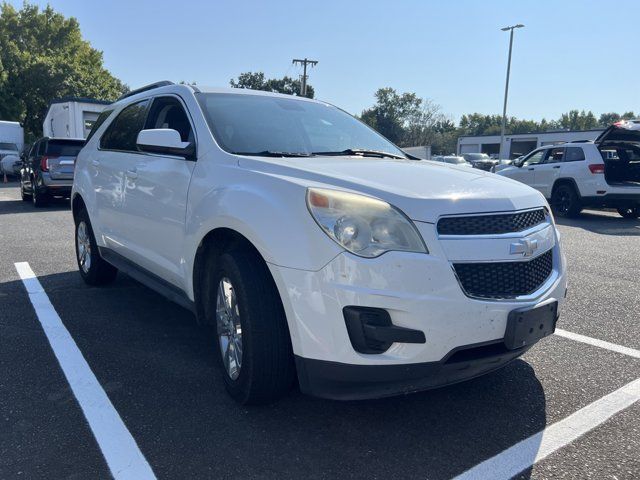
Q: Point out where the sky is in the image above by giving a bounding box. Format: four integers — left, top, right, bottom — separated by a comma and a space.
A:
9, 0, 640, 122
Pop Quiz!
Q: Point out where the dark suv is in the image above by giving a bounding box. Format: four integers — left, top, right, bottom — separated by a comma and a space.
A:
20, 137, 84, 207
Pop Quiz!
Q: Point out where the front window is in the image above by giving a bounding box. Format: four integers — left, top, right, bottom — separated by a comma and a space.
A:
196, 93, 406, 158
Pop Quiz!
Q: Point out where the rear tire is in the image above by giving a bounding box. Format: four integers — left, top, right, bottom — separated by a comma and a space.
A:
32, 186, 49, 208
552, 184, 582, 218
208, 249, 294, 405
74, 208, 118, 286
617, 206, 640, 219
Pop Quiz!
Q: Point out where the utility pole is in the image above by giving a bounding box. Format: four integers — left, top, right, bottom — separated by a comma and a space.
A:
292, 58, 318, 97
499, 24, 524, 160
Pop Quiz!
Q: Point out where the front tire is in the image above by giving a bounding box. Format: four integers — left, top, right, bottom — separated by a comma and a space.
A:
209, 249, 294, 405
75, 208, 118, 286
20, 180, 32, 201
552, 184, 582, 218
617, 206, 640, 219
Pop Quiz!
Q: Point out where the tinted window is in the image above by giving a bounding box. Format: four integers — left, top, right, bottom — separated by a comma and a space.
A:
100, 100, 150, 151
0, 142, 18, 151
145, 97, 193, 142
86, 109, 114, 143
544, 147, 565, 163
196, 93, 405, 157
46, 140, 84, 156
564, 147, 585, 162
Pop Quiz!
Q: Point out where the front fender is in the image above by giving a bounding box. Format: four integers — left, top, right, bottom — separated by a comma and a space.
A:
183, 167, 343, 298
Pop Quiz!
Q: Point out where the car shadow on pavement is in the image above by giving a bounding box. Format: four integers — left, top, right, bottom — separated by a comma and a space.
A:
555, 210, 640, 236
4, 270, 546, 480
0, 198, 70, 215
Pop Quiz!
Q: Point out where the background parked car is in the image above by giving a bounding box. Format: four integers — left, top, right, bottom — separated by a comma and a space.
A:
1, 153, 21, 177
431, 155, 474, 167
20, 137, 84, 207
462, 152, 498, 171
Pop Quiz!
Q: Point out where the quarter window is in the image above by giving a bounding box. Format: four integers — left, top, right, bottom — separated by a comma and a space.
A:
100, 100, 150, 152
145, 97, 194, 143
564, 147, 585, 162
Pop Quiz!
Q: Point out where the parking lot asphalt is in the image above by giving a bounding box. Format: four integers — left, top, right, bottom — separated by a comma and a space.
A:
0, 182, 638, 480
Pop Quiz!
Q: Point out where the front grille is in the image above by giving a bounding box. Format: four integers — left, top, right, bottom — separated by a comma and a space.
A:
438, 209, 546, 236
453, 249, 553, 299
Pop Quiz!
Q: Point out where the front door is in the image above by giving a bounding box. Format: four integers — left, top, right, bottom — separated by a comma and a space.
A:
533, 147, 565, 198
503, 149, 546, 187
121, 95, 196, 287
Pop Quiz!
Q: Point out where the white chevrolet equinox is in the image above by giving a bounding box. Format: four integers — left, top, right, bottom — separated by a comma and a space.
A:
72, 82, 567, 404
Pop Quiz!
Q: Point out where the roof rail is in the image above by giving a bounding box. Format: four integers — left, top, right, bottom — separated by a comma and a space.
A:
117, 81, 174, 101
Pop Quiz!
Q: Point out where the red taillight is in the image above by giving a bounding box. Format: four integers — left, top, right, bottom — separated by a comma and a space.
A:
588, 164, 605, 174
40, 155, 58, 171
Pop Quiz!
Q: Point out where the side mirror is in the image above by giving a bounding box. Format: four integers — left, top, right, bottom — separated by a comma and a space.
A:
136, 129, 195, 160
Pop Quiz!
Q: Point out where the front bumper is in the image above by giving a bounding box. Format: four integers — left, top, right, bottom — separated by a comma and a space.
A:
269, 222, 567, 399
295, 342, 532, 400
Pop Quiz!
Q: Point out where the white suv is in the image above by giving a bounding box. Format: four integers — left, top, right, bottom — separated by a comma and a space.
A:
72, 82, 567, 404
496, 121, 640, 218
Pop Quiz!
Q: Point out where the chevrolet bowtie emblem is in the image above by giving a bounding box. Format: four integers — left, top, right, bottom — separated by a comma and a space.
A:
510, 238, 539, 257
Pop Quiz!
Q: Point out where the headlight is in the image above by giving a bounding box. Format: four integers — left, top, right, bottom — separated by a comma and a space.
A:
306, 188, 428, 258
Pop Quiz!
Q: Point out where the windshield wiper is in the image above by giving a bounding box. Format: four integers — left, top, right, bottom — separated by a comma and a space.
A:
231, 150, 314, 157
312, 148, 406, 160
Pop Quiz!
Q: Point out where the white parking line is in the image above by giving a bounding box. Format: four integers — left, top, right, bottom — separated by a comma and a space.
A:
555, 328, 640, 359
14, 262, 156, 480
453, 377, 640, 480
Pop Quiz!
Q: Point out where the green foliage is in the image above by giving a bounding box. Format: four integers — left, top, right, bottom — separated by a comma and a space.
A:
360, 86, 637, 155
0, 2, 126, 141
230, 71, 314, 99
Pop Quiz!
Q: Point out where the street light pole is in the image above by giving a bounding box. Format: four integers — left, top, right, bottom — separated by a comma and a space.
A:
499, 24, 524, 160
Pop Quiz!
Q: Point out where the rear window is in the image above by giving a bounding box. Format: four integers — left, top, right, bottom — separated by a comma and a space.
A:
564, 147, 585, 162
0, 142, 18, 151
46, 140, 84, 157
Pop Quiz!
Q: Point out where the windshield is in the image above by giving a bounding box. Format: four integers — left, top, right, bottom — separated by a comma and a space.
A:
0, 142, 18, 151
196, 93, 406, 158
46, 140, 84, 156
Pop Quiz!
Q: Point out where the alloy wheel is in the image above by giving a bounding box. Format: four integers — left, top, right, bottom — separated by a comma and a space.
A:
216, 277, 243, 380
76, 221, 92, 274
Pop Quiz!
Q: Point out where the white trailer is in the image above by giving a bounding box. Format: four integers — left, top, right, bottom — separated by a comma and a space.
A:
0, 120, 24, 154
403, 145, 432, 160
43, 98, 111, 139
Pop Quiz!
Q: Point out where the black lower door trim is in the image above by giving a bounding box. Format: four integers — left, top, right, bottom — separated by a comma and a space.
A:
98, 247, 195, 313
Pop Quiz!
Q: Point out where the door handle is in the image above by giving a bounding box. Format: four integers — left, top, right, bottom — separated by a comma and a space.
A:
528, 167, 535, 171
125, 169, 138, 179
91, 159, 100, 167
553, 165, 561, 169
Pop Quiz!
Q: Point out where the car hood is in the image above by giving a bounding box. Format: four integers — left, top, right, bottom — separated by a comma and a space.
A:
238, 156, 546, 223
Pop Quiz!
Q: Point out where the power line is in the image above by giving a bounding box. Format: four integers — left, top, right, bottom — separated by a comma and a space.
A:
292, 58, 318, 97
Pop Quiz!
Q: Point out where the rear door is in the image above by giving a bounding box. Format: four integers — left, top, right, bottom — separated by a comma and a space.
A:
45, 139, 84, 181
120, 95, 197, 286
93, 99, 150, 251
533, 147, 565, 198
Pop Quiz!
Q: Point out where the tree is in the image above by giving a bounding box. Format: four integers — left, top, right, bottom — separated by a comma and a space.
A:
0, 2, 126, 141
230, 71, 314, 98
598, 111, 635, 127
359, 88, 438, 146
557, 110, 598, 130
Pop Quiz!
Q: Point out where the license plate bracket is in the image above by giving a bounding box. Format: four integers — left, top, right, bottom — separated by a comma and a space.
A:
504, 300, 558, 350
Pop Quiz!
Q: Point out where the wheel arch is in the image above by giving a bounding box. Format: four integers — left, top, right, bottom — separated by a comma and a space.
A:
551, 177, 582, 198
